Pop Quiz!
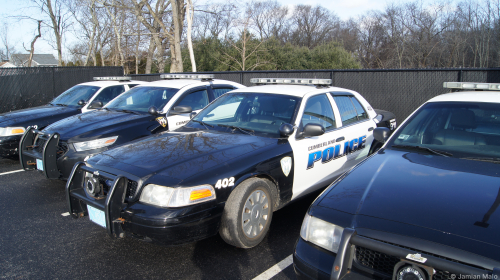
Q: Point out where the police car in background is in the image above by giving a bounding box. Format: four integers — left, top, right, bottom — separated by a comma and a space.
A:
19, 74, 243, 180
0, 77, 144, 158
64, 78, 396, 248
294, 82, 500, 280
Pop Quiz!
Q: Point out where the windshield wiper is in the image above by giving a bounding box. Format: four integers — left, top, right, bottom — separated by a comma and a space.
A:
54, 103, 68, 107
391, 144, 453, 157
218, 124, 255, 135
461, 157, 500, 164
192, 120, 214, 129
115, 109, 140, 115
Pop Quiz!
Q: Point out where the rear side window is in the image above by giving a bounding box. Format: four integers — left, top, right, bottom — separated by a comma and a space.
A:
333, 95, 367, 126
301, 94, 336, 131
213, 87, 234, 98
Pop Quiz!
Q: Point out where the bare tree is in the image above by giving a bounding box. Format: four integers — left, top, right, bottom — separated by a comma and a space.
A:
24, 20, 42, 67
186, 0, 196, 72
247, 0, 289, 40
0, 23, 16, 60
289, 5, 339, 49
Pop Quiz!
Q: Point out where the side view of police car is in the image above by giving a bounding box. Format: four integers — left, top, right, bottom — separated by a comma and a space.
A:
65, 78, 396, 248
19, 74, 243, 180
294, 82, 500, 280
0, 77, 144, 158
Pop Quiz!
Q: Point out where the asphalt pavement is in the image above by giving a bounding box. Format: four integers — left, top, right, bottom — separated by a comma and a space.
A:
0, 156, 316, 280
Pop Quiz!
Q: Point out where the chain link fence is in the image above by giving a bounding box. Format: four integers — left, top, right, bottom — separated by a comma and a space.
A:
131, 68, 500, 121
0, 67, 123, 113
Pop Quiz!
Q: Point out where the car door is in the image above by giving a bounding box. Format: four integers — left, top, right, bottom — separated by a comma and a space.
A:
288, 93, 347, 199
331, 93, 375, 169
166, 87, 210, 130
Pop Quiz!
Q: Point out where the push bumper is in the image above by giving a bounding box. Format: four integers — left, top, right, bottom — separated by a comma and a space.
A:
19, 127, 62, 178
66, 163, 223, 245
0, 135, 22, 157
294, 229, 499, 280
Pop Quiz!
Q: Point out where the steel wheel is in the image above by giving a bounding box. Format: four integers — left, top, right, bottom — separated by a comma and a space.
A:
241, 190, 270, 238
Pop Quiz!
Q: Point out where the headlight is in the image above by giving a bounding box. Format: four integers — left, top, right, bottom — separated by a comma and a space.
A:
300, 213, 344, 253
139, 184, 216, 207
73, 136, 118, 152
0, 127, 26, 137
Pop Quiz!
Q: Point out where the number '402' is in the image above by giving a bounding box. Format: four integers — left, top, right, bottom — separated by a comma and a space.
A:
215, 177, 235, 189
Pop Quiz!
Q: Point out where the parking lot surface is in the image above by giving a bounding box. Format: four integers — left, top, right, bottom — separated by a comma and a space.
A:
0, 157, 317, 280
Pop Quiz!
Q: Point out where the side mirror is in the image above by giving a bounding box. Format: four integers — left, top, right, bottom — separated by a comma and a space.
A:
88, 100, 103, 109
170, 105, 192, 115
148, 106, 158, 115
279, 123, 294, 137
373, 127, 391, 143
301, 123, 325, 138
77, 100, 87, 106
190, 111, 197, 119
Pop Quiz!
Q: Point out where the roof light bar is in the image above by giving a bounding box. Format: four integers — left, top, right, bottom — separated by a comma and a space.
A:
443, 82, 500, 91
93, 76, 131, 81
160, 74, 214, 80
250, 78, 331, 86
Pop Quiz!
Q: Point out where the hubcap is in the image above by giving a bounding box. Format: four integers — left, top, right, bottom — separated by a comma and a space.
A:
241, 190, 270, 238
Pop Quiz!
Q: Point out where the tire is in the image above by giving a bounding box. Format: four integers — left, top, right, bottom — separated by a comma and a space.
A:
220, 178, 274, 248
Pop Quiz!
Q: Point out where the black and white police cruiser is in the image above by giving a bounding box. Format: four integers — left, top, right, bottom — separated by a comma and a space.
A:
19, 74, 243, 180
65, 78, 396, 248
0, 76, 145, 158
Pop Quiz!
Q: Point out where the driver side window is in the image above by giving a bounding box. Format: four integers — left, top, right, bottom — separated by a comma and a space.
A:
176, 89, 209, 111
301, 94, 336, 131
94, 85, 125, 106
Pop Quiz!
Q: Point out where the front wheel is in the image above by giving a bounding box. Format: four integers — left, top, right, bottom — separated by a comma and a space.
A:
220, 178, 274, 248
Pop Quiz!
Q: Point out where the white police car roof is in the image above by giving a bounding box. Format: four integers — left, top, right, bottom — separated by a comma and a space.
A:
230, 84, 360, 98
78, 80, 146, 87
131, 78, 242, 89
429, 91, 500, 104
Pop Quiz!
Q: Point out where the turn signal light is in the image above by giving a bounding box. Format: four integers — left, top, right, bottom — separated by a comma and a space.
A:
190, 189, 214, 201
11, 129, 25, 134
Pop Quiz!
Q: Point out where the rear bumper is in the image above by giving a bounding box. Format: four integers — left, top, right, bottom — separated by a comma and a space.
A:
66, 163, 222, 245
0, 135, 22, 157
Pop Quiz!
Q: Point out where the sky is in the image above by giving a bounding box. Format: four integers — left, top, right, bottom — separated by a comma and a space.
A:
0, 0, 397, 62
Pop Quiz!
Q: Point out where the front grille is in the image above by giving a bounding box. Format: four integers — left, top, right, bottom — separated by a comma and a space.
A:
355, 245, 477, 280
35, 137, 46, 153
56, 141, 69, 159
95, 174, 138, 200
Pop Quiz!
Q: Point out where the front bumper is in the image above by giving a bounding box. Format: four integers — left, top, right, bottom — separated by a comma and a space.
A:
0, 135, 22, 157
66, 163, 223, 245
294, 229, 499, 280
19, 127, 105, 180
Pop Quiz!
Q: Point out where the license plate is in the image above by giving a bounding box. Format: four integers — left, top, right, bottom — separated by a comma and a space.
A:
36, 159, 43, 171
87, 205, 106, 228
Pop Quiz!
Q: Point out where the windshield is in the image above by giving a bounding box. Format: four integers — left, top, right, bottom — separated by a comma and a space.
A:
188, 92, 300, 138
50, 85, 100, 106
387, 101, 500, 158
105, 86, 179, 113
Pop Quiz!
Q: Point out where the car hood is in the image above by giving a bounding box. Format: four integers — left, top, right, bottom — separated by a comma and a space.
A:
0, 105, 80, 128
43, 110, 153, 141
317, 149, 500, 253
88, 130, 275, 180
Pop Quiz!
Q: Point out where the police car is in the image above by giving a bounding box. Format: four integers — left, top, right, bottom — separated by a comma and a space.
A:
294, 82, 500, 280
0, 77, 144, 157
19, 74, 243, 180
64, 78, 396, 248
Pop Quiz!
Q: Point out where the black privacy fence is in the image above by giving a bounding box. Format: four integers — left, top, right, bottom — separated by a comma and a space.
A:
131, 68, 500, 122
2, 67, 499, 122
0, 67, 123, 113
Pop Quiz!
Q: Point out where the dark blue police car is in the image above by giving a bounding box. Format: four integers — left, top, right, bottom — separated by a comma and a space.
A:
294, 82, 500, 280
64, 78, 396, 248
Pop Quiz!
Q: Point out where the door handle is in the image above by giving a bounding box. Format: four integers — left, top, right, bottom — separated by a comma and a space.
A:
368, 127, 374, 131
336, 136, 345, 142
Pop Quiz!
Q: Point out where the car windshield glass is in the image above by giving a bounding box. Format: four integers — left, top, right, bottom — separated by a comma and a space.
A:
189, 92, 300, 138
105, 86, 179, 113
387, 101, 500, 158
50, 85, 100, 106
